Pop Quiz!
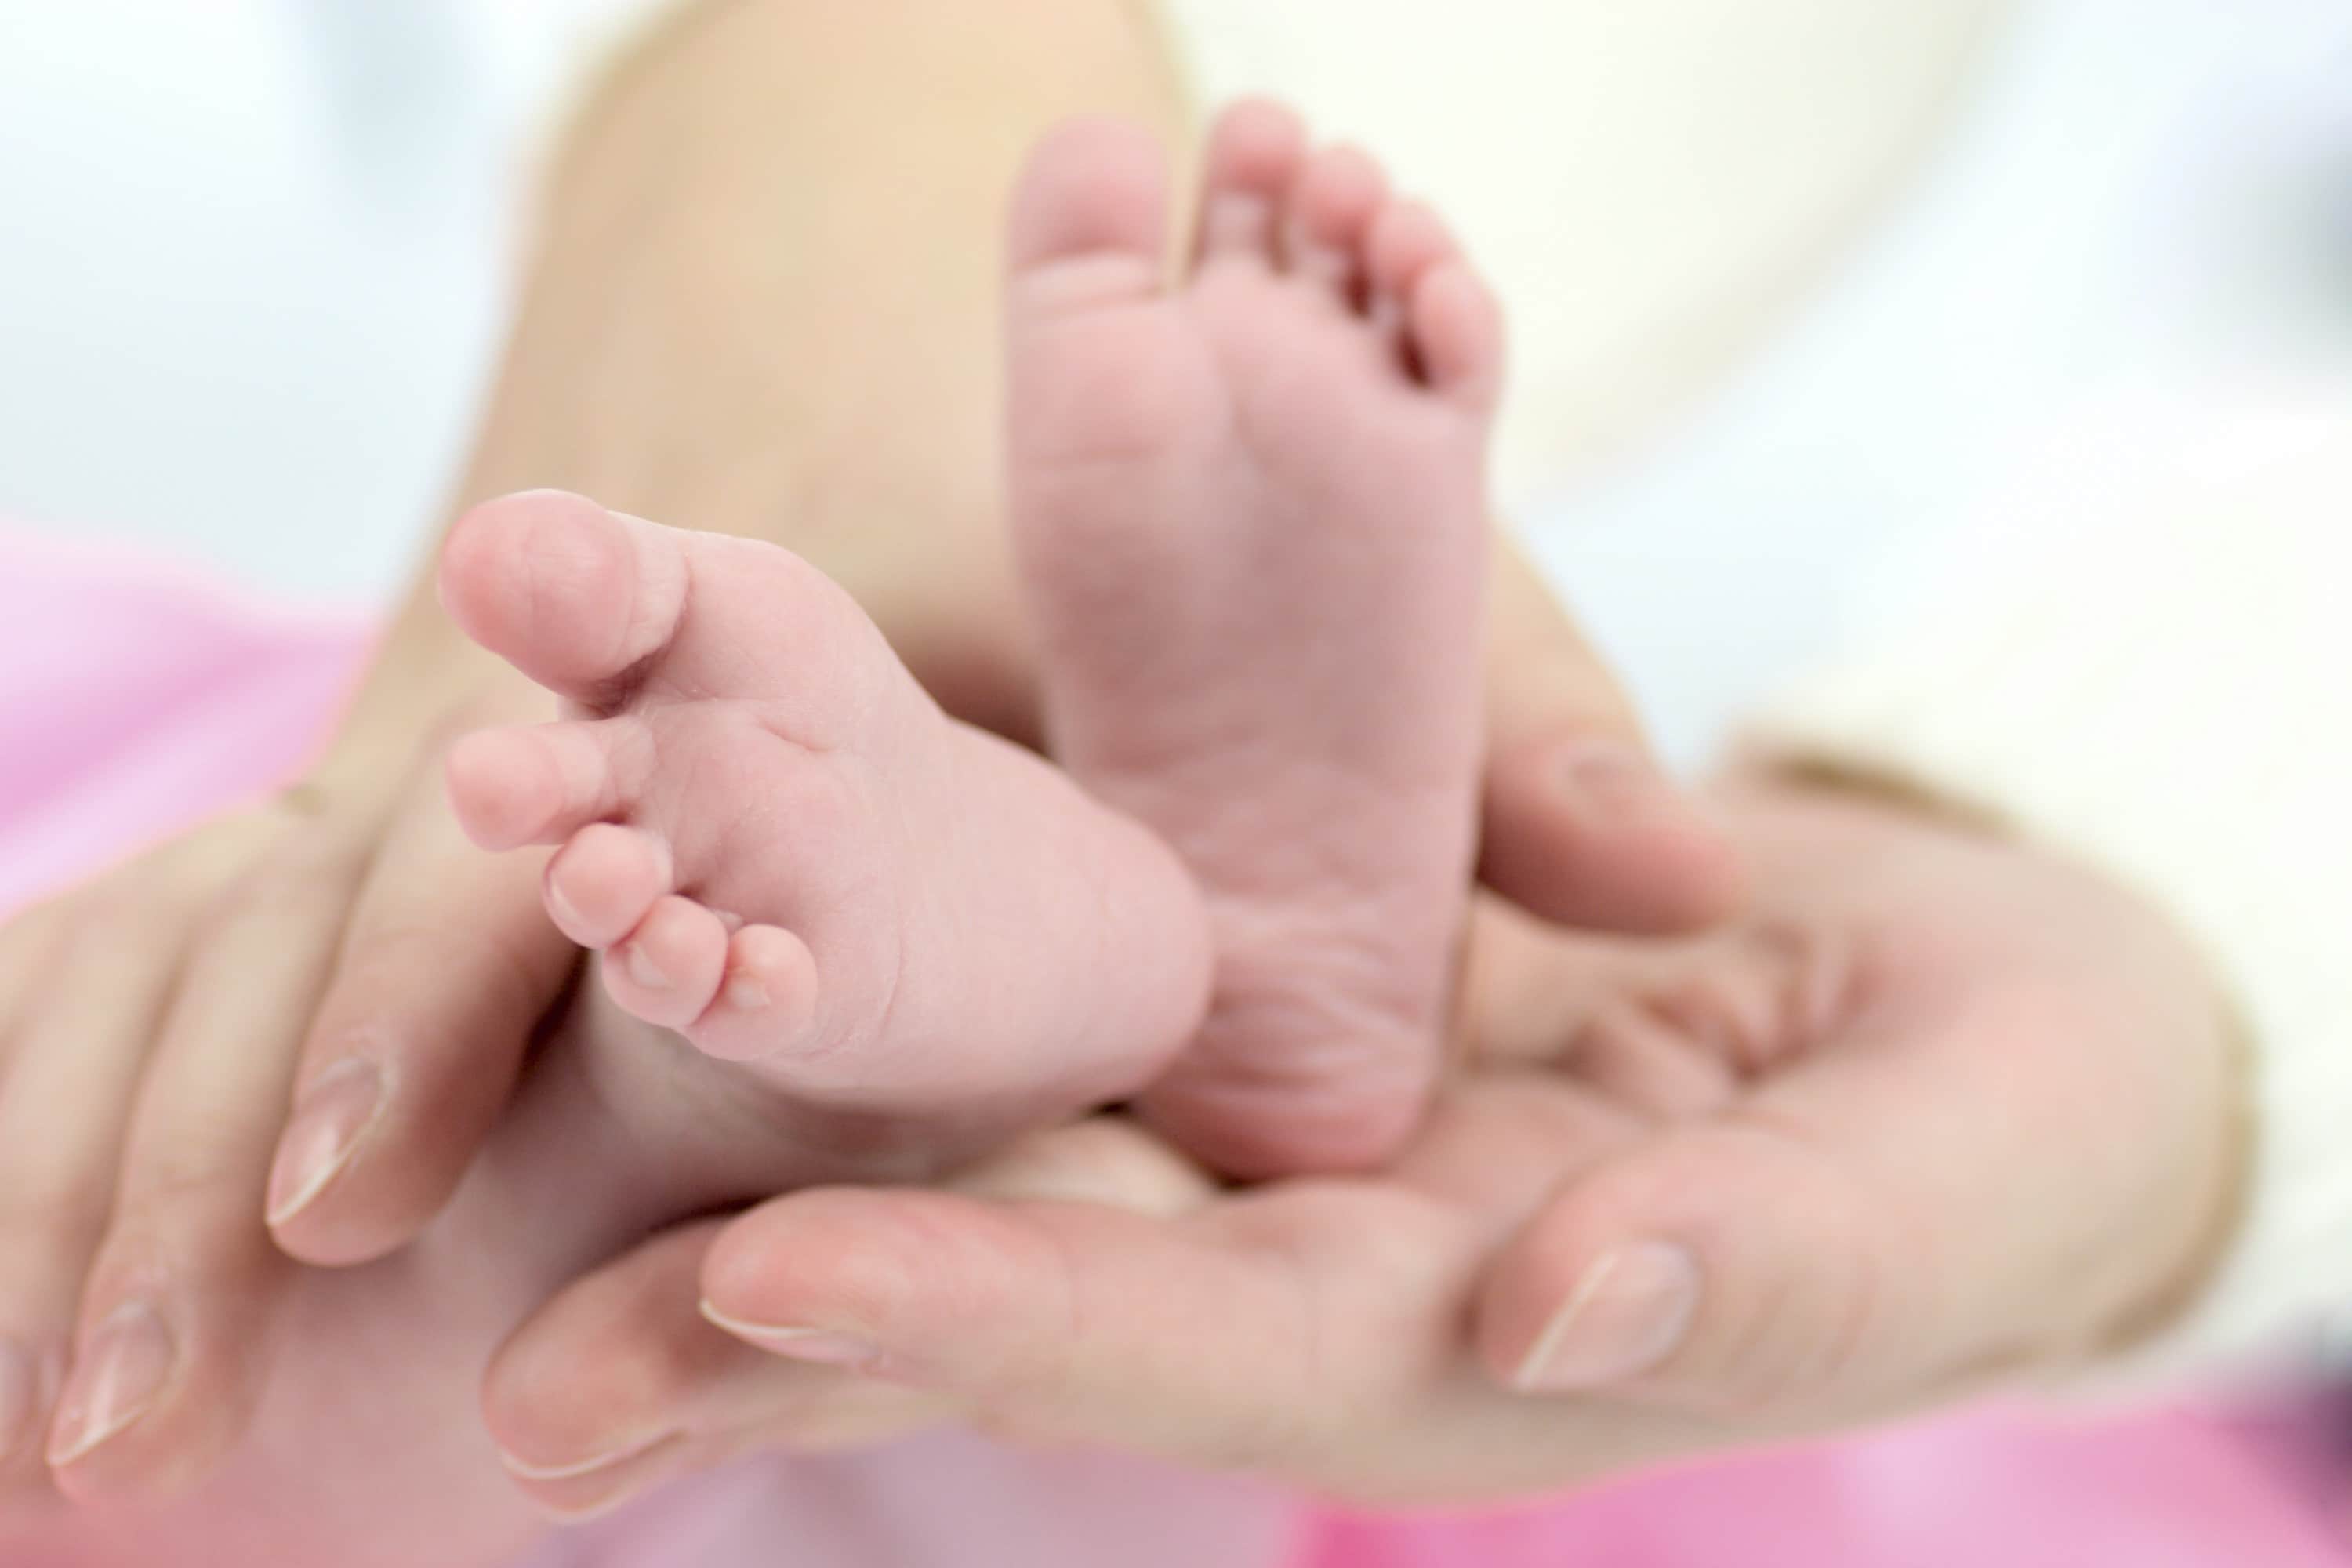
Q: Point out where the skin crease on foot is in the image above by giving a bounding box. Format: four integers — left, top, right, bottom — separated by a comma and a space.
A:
1007, 100, 1504, 1178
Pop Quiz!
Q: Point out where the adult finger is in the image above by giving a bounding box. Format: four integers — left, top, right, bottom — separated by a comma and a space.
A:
1477, 542, 1744, 934
45, 826, 367, 1500
0, 889, 191, 1489
483, 1219, 950, 1523
697, 1189, 1305, 1462
481, 1115, 1216, 1519
477, 1117, 1214, 1519
266, 768, 575, 1267
1474, 994, 2191, 1418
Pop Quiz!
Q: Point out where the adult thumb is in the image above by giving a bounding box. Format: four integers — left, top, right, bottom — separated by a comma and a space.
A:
1479, 543, 1744, 935
1473, 1114, 1922, 1417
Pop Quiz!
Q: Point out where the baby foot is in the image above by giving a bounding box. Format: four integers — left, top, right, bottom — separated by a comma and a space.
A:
437, 491, 1210, 1181
1004, 102, 1502, 1176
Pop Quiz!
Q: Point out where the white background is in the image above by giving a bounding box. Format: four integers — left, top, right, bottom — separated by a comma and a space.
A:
2, 0, 2348, 764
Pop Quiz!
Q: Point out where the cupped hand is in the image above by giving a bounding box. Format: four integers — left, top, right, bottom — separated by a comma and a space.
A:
476, 774, 2238, 1518
0, 670, 579, 1501
0, 528, 1734, 1507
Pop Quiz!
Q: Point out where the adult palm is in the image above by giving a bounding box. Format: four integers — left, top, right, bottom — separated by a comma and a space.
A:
481, 775, 2238, 1519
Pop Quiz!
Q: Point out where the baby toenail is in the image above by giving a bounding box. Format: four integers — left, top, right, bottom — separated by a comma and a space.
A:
544, 879, 590, 935
267, 1057, 386, 1226
48, 1301, 176, 1466
626, 945, 670, 989
725, 976, 771, 1012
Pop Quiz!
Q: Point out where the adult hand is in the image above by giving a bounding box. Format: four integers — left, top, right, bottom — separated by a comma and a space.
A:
0, 666, 581, 1503
0, 0, 1739, 1505
476, 774, 2238, 1517
0, 532, 1727, 1512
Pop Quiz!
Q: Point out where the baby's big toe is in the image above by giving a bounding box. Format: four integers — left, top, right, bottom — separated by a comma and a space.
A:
439, 491, 691, 710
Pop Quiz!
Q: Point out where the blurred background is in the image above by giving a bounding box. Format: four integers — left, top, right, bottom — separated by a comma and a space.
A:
1, 0, 2348, 763
0, 0, 646, 604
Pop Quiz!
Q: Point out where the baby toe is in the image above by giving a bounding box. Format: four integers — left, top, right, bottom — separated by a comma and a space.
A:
1287, 143, 1388, 303
1367, 198, 1458, 318
439, 492, 691, 710
687, 924, 820, 1064
1195, 97, 1308, 265
544, 824, 673, 949
602, 896, 728, 1031
1406, 259, 1505, 410
445, 717, 650, 852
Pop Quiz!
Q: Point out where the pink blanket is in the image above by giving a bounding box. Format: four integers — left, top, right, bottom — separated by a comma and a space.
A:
5, 524, 2347, 1567
1304, 1402, 2351, 1568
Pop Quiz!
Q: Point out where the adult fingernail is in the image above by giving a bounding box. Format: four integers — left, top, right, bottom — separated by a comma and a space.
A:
697, 1302, 884, 1374
1512, 1242, 1700, 1392
1559, 741, 1675, 821
499, 1426, 680, 1482
531, 1454, 684, 1526
267, 1057, 385, 1226
0, 1338, 42, 1461
48, 1301, 176, 1465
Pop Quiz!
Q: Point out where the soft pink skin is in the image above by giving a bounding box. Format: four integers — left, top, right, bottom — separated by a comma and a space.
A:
0, 500, 1232, 1563
1005, 102, 1504, 1178
438, 489, 1211, 1147
0, 62, 1748, 1545
488, 776, 2234, 1521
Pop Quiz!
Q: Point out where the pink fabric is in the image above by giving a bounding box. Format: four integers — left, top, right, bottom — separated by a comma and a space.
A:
0, 528, 369, 911
4, 524, 2349, 1567
1305, 1402, 2352, 1568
